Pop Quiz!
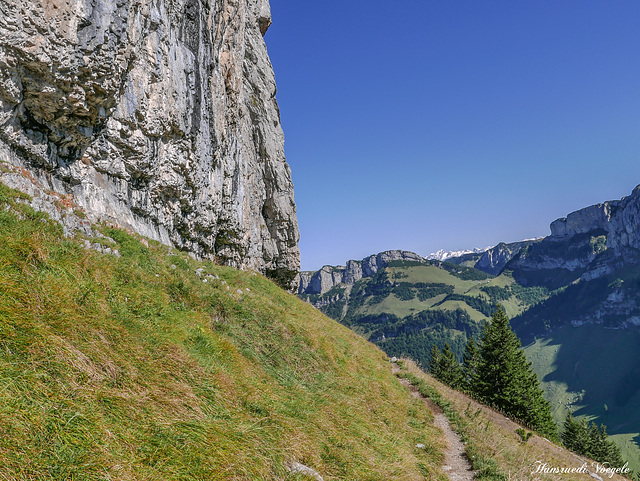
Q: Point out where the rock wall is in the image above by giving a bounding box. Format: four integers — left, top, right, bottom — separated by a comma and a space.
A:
507, 185, 640, 287
0, 0, 300, 288
550, 186, 640, 253
474, 240, 537, 276
298, 250, 426, 296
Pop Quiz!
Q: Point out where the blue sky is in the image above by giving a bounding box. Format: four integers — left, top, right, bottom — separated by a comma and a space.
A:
266, 1, 640, 271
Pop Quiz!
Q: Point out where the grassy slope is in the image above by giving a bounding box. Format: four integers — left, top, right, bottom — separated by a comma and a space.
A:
524, 326, 640, 473
398, 360, 634, 481
0, 183, 448, 480
354, 266, 532, 328
307, 256, 640, 472
325, 264, 539, 367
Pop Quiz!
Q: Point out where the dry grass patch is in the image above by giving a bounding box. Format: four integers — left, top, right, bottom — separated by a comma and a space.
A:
400, 359, 633, 481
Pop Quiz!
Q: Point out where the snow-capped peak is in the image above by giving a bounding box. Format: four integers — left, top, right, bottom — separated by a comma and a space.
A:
425, 247, 491, 262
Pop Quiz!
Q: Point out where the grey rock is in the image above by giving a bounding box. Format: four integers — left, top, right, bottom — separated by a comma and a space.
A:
509, 185, 640, 287
550, 185, 640, 254
301, 265, 345, 296
298, 250, 426, 295
0, 160, 101, 238
286, 461, 324, 481
0, 0, 299, 290
342, 259, 364, 285
550, 203, 616, 240
361, 250, 425, 277
474, 240, 538, 276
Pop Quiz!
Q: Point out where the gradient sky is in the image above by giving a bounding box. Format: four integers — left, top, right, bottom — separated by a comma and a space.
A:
266, 1, 640, 271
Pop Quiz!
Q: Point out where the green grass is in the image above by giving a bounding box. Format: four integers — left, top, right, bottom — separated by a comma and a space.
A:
310, 261, 548, 367
524, 325, 640, 473
390, 265, 480, 290
356, 267, 528, 323
0, 182, 447, 480
301, 255, 640, 474
436, 300, 487, 322
362, 292, 440, 318
396, 369, 507, 481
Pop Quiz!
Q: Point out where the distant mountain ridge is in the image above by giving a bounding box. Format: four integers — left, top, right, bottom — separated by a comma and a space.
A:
509, 185, 640, 338
297, 250, 427, 296
298, 240, 538, 297
302, 184, 640, 332
298, 184, 640, 472
508, 185, 640, 288
473, 239, 541, 275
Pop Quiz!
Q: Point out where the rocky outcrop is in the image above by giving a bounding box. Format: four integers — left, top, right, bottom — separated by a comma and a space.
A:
298, 250, 426, 295
549, 203, 616, 239
507, 185, 640, 288
550, 186, 640, 254
474, 240, 538, 276
0, 0, 299, 288
298, 265, 348, 297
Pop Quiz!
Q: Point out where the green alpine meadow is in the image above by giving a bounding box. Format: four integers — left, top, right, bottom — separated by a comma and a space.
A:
1, 0, 639, 478
0, 183, 447, 479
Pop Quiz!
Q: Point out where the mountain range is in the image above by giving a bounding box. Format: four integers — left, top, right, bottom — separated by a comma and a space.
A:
425, 247, 490, 262
298, 185, 640, 471
1, 0, 638, 475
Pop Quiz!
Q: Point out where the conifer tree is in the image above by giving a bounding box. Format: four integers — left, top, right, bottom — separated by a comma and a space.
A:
436, 343, 465, 389
473, 306, 558, 440
562, 413, 626, 468
429, 344, 441, 375
561, 412, 588, 449
462, 336, 481, 392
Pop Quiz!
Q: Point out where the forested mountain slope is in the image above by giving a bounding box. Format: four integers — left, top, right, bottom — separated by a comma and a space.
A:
299, 185, 640, 473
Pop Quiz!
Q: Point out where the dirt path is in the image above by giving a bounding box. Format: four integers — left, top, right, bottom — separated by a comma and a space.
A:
393, 365, 476, 481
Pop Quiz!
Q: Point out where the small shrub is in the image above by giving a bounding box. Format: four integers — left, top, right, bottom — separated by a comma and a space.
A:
515, 428, 533, 443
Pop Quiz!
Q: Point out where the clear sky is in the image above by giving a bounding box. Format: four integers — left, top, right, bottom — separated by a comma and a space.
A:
265, 1, 640, 271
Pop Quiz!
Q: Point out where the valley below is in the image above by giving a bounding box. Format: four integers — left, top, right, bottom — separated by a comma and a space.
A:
298, 185, 640, 473
1, 0, 637, 477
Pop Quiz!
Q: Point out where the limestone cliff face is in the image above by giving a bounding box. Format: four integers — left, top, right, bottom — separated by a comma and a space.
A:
473, 240, 538, 276
549, 186, 640, 254
0, 0, 300, 287
297, 250, 426, 296
507, 185, 640, 288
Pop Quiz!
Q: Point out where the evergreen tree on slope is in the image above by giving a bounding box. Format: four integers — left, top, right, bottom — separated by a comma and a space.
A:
462, 336, 481, 393
429, 343, 464, 389
562, 413, 626, 468
428, 344, 441, 375
473, 306, 558, 440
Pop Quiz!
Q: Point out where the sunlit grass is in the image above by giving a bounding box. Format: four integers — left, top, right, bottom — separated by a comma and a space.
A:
0, 182, 446, 480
